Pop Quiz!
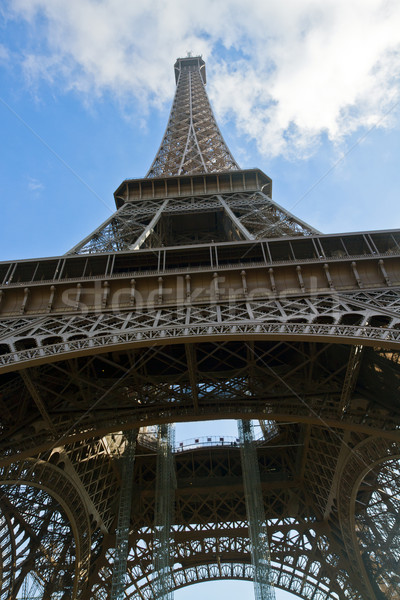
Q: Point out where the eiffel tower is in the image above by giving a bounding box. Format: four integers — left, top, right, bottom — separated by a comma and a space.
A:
0, 55, 399, 600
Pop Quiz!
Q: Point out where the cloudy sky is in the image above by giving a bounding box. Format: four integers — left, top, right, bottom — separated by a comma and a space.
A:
1, 1, 400, 597
1, 0, 400, 263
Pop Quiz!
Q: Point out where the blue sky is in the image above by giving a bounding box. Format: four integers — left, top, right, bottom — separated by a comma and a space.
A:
1, 0, 400, 263
1, 1, 400, 598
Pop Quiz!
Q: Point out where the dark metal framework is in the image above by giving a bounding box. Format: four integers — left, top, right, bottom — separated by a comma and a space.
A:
0, 55, 399, 600
146, 56, 239, 178
238, 419, 275, 599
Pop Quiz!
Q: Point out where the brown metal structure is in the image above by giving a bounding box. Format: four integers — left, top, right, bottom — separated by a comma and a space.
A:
0, 55, 399, 600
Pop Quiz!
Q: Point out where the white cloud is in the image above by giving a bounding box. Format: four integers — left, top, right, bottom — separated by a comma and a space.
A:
27, 176, 44, 193
0, 43, 10, 63
7, 0, 400, 157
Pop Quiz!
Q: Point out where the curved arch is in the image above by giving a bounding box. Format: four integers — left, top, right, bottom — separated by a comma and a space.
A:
91, 516, 362, 600
355, 457, 400, 597
1, 289, 400, 374
0, 459, 92, 599
1, 319, 400, 374
124, 560, 346, 600
0, 503, 15, 600
338, 437, 400, 600
1, 339, 398, 461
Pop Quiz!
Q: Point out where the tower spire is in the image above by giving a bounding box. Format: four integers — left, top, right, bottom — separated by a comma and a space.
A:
147, 55, 239, 177
67, 56, 317, 256
1, 56, 399, 600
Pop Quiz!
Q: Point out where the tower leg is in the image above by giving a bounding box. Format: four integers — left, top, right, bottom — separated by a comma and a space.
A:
238, 419, 275, 600
111, 430, 137, 600
153, 423, 176, 600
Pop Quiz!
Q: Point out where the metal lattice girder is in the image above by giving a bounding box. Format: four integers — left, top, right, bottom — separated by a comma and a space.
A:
48, 436, 122, 533
92, 435, 363, 600
1, 339, 400, 464
0, 55, 400, 600
339, 345, 364, 415
2, 289, 400, 375
1, 228, 398, 283
238, 419, 275, 600
338, 437, 400, 600
0, 459, 92, 599
147, 56, 239, 177
153, 423, 176, 600
355, 456, 400, 597
67, 188, 318, 255
1, 245, 400, 318
111, 429, 137, 600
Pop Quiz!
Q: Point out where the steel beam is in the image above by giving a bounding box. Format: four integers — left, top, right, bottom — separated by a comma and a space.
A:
238, 419, 275, 600
111, 429, 137, 600
129, 199, 169, 250
153, 424, 176, 600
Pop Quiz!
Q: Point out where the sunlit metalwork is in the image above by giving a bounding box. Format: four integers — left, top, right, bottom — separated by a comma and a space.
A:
238, 419, 275, 600
0, 55, 399, 600
111, 430, 137, 600
153, 424, 176, 600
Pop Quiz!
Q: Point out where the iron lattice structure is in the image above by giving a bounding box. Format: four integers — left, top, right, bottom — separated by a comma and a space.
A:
153, 424, 175, 600
238, 419, 275, 600
147, 56, 239, 177
0, 55, 399, 600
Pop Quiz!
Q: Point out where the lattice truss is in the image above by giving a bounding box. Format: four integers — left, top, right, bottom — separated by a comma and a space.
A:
0, 331, 399, 598
356, 458, 400, 597
147, 57, 239, 177
69, 190, 317, 255
1, 328, 400, 459
337, 437, 400, 600
0, 459, 94, 600
0, 485, 75, 599
238, 419, 275, 600
1, 320, 400, 455
1, 288, 400, 371
153, 424, 175, 600
110, 430, 137, 600
86, 432, 400, 600
0, 55, 399, 600
0, 428, 398, 600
